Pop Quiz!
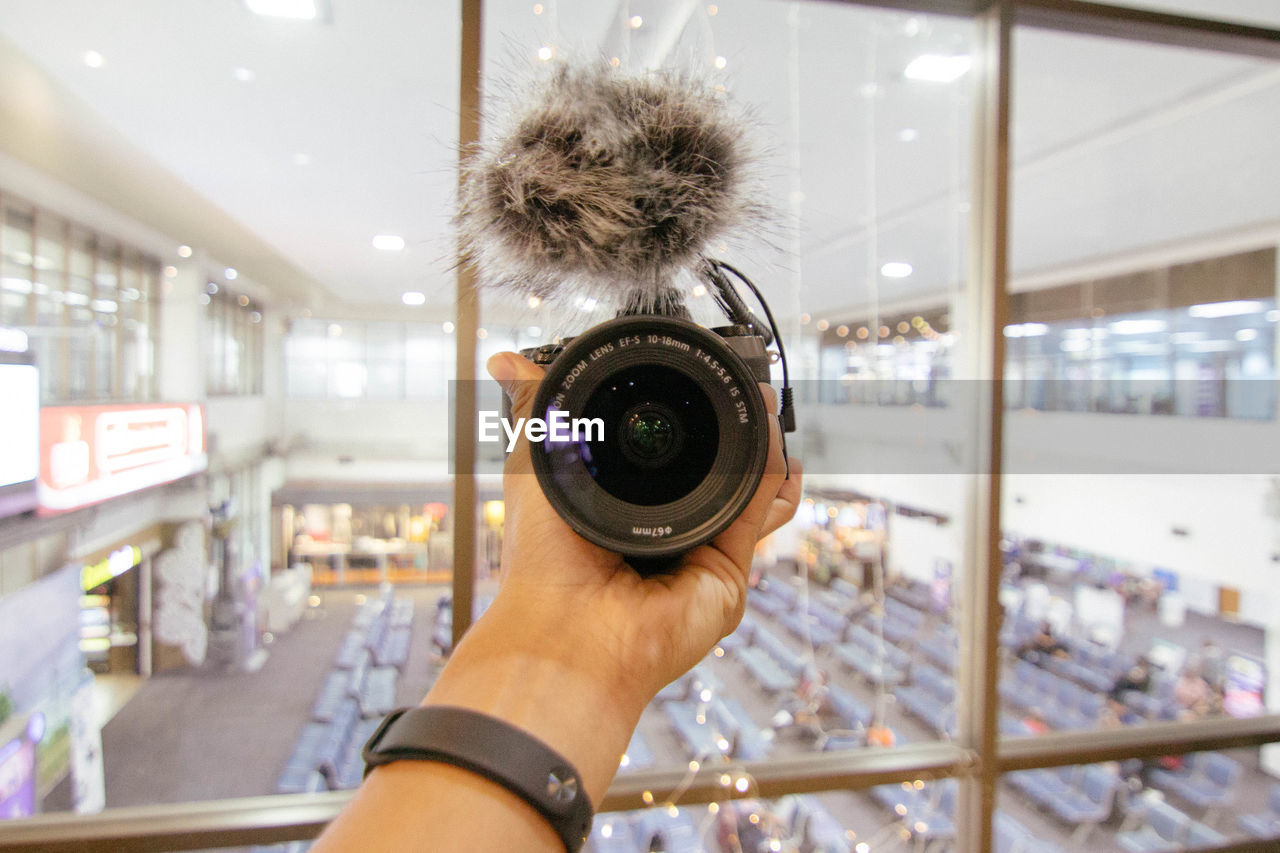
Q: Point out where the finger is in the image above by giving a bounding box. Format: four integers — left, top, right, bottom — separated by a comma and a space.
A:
759, 457, 803, 539
704, 398, 787, 568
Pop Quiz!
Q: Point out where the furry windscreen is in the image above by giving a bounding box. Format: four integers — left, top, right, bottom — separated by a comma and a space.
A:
458, 62, 764, 308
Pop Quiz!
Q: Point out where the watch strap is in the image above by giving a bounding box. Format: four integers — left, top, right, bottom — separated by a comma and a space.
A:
362, 705, 593, 852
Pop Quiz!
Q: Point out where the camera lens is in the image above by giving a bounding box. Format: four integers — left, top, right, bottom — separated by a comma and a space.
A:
529, 315, 769, 560
624, 409, 674, 460
580, 366, 712, 505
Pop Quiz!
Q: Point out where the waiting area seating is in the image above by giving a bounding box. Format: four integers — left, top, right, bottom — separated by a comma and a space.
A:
275, 590, 419, 794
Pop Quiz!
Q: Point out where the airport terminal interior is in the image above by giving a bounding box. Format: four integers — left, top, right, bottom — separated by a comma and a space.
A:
1, 1, 1280, 852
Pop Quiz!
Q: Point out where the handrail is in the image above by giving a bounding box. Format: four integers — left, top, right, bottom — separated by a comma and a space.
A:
998, 711, 1280, 771
0, 744, 970, 852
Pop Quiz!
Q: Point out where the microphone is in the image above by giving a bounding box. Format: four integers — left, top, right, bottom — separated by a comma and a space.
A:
457, 60, 765, 310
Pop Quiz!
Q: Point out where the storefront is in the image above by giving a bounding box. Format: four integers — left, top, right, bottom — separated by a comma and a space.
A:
78, 544, 148, 676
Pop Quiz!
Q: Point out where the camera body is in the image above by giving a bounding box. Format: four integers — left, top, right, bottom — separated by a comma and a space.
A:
504, 304, 778, 565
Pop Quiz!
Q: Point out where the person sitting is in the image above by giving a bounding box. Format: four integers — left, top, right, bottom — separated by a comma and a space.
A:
1173, 666, 1213, 719
1018, 620, 1067, 663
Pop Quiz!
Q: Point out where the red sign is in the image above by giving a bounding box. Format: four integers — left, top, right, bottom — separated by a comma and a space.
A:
39, 403, 206, 511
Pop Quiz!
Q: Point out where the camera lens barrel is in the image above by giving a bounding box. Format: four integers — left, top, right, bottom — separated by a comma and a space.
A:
529, 315, 771, 560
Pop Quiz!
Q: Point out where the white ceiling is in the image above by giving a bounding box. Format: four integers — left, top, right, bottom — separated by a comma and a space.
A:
0, 0, 1277, 324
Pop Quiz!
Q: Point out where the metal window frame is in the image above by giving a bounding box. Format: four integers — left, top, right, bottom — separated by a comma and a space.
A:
2, 0, 1279, 851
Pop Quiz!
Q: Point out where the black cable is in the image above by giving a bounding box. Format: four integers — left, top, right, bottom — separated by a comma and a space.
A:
707, 259, 797, 479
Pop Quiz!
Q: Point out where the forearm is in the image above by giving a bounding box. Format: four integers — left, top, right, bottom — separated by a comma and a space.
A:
313, 598, 648, 852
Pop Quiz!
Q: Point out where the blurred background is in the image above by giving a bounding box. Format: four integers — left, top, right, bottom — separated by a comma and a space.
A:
0, 0, 1278, 851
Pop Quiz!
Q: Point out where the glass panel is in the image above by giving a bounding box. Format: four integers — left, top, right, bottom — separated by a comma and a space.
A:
467, 0, 979, 781
1000, 26, 1280, 745
1001, 750, 1278, 851
0, 196, 33, 328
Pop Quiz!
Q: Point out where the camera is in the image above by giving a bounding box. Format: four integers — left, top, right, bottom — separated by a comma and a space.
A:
503, 261, 794, 564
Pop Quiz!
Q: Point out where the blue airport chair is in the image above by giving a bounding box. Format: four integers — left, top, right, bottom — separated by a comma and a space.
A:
1115, 798, 1191, 852
1238, 783, 1280, 838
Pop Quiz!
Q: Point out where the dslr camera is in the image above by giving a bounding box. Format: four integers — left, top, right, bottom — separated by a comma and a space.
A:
504, 260, 794, 564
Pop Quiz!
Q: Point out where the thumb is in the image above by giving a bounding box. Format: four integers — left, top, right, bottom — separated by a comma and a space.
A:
486, 351, 546, 419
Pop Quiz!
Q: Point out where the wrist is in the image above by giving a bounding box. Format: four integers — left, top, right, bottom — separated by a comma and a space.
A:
422, 597, 648, 802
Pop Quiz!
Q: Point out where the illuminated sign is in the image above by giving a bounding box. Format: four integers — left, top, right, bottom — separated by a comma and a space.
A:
39, 404, 206, 511
81, 545, 142, 591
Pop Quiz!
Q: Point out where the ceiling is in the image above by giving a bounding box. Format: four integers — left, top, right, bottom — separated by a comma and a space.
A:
0, 0, 1277, 325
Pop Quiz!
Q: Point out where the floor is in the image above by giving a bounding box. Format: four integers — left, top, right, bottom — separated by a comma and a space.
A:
34, 576, 1279, 853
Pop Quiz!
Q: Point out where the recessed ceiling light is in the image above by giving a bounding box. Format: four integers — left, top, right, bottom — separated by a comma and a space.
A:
224, 267, 238, 280
537, 46, 553, 61
629, 15, 643, 28
1109, 319, 1166, 335
898, 128, 919, 142
373, 235, 405, 251
476, 327, 488, 339
1004, 323, 1048, 338
442, 321, 455, 334
1235, 328, 1259, 342
1188, 300, 1263, 318
245, 0, 320, 20
401, 291, 425, 306
177, 244, 192, 258
880, 262, 913, 278
82, 50, 105, 69
527, 295, 542, 309
575, 296, 597, 311
713, 56, 727, 70
328, 323, 342, 337
233, 67, 255, 83
904, 54, 972, 83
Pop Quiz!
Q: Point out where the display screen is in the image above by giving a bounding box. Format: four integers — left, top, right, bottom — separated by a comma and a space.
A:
0, 356, 39, 519
0, 362, 39, 489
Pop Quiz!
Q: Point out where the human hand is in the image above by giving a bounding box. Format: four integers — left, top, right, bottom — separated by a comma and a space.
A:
479, 350, 802, 710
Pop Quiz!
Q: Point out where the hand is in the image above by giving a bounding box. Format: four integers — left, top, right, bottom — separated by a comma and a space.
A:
481, 350, 803, 710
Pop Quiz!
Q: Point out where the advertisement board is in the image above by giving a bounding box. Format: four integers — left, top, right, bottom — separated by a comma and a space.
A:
39, 403, 206, 511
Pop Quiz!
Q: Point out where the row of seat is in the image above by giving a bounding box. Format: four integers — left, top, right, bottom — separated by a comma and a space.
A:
1007, 764, 1120, 844
276, 593, 415, 795
1116, 795, 1228, 851
893, 662, 956, 735
999, 659, 1105, 730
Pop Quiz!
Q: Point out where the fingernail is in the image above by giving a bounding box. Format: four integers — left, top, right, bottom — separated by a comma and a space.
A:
486, 353, 517, 387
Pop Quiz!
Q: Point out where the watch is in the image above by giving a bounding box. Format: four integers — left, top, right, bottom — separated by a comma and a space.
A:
362, 705, 594, 852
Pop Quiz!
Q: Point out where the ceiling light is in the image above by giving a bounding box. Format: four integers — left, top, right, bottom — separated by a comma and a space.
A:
82, 50, 105, 69
177, 245, 192, 258
1171, 331, 1205, 344
708, 5, 718, 15
527, 325, 542, 337
904, 54, 972, 83
575, 296, 597, 311
476, 327, 488, 339
537, 46, 553, 61
1004, 323, 1048, 337
401, 291, 425, 306
372, 235, 405, 251
527, 295, 542, 309
533, 3, 543, 14
224, 267, 238, 280
163, 266, 177, 278
880, 262, 913, 278
1190, 340, 1232, 353
1108, 319, 1165, 335
1059, 339, 1090, 353
629, 15, 643, 28
328, 323, 341, 336
1235, 328, 1259, 342
897, 128, 919, 142
713, 56, 727, 70
233, 67, 255, 83
245, 0, 320, 20
293, 153, 312, 166
1267, 310, 1279, 323
442, 321, 455, 334
1188, 300, 1264, 318
691, 284, 707, 297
